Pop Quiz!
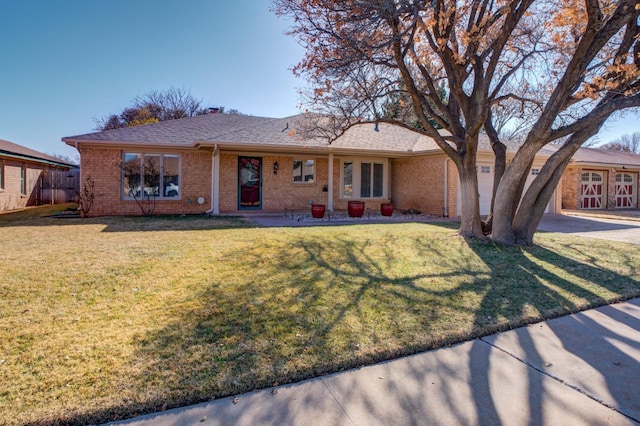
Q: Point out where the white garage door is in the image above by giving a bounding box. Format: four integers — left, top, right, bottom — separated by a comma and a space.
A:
524, 168, 550, 213
615, 173, 637, 208
458, 165, 550, 216
477, 164, 493, 215
580, 171, 604, 209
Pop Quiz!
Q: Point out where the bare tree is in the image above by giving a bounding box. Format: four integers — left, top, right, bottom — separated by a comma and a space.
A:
47, 153, 79, 165
77, 175, 95, 218
275, 0, 640, 244
94, 87, 208, 130
599, 131, 640, 153
132, 87, 207, 121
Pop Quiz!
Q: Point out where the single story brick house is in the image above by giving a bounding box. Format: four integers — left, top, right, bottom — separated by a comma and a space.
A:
61, 112, 639, 217
1, 138, 78, 212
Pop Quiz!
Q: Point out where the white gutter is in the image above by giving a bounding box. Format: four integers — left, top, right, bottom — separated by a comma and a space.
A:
206, 144, 220, 215
213, 145, 220, 214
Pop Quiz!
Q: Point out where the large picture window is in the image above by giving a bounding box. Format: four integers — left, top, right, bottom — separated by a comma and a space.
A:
341, 159, 387, 199
123, 153, 180, 199
292, 158, 315, 183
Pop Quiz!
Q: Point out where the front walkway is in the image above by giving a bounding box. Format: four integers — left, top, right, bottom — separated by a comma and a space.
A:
242, 209, 449, 227
242, 208, 640, 234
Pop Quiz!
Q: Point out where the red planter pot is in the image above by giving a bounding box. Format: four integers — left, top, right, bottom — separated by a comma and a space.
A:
380, 203, 394, 216
347, 201, 365, 218
311, 204, 326, 218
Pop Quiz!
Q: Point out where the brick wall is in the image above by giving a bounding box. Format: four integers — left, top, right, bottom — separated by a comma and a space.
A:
446, 159, 458, 217
0, 157, 49, 211
219, 154, 329, 213
391, 154, 450, 216
606, 170, 616, 209
561, 167, 579, 209
79, 147, 212, 217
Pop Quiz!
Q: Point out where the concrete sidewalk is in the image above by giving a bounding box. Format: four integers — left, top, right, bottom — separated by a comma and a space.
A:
108, 298, 640, 425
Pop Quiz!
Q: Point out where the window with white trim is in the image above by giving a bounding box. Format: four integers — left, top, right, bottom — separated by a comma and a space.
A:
292, 158, 315, 183
531, 168, 540, 175
341, 159, 387, 199
20, 164, 26, 195
122, 153, 180, 199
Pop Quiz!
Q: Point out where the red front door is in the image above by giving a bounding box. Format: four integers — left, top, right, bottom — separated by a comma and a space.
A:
238, 157, 262, 209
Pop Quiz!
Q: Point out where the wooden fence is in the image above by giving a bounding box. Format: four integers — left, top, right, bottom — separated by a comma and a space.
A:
38, 167, 80, 205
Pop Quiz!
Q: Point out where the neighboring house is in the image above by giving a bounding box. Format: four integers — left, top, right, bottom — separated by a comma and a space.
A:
0, 138, 78, 212
61, 112, 637, 218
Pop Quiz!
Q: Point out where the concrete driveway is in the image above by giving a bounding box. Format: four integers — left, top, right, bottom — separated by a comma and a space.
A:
538, 214, 640, 244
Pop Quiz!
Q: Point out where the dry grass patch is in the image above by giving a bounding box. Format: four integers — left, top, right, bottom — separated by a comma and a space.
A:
1, 205, 639, 424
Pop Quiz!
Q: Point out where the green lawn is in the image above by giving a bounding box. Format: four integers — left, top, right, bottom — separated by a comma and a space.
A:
1, 204, 639, 425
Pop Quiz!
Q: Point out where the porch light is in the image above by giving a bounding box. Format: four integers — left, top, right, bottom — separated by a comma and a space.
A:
273, 161, 279, 175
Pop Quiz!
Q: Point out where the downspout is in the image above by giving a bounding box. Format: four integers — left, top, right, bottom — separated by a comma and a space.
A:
443, 158, 449, 218
75, 141, 81, 208
206, 144, 220, 215
75, 141, 80, 181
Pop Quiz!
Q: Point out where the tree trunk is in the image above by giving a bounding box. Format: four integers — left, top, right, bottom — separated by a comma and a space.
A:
512, 161, 568, 244
490, 147, 538, 244
482, 140, 507, 234
457, 158, 484, 238
512, 139, 586, 244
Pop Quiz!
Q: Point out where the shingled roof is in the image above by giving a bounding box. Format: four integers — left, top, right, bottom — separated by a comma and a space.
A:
64, 114, 281, 145
63, 112, 638, 164
62, 113, 440, 154
571, 146, 640, 167
1, 138, 76, 168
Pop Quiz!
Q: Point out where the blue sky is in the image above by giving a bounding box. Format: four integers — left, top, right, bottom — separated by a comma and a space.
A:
0, 0, 638, 160
0, 0, 305, 159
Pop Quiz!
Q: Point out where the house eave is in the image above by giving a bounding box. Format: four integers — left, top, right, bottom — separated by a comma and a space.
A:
63, 139, 197, 151
569, 161, 640, 170
195, 140, 437, 158
195, 140, 328, 154
0, 150, 75, 169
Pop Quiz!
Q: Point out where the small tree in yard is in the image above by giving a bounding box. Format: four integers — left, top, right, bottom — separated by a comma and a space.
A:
78, 175, 95, 218
120, 157, 158, 217
275, 0, 640, 244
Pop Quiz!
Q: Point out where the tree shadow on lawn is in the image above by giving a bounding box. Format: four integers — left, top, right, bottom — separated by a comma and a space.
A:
93, 225, 640, 424
461, 238, 640, 424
